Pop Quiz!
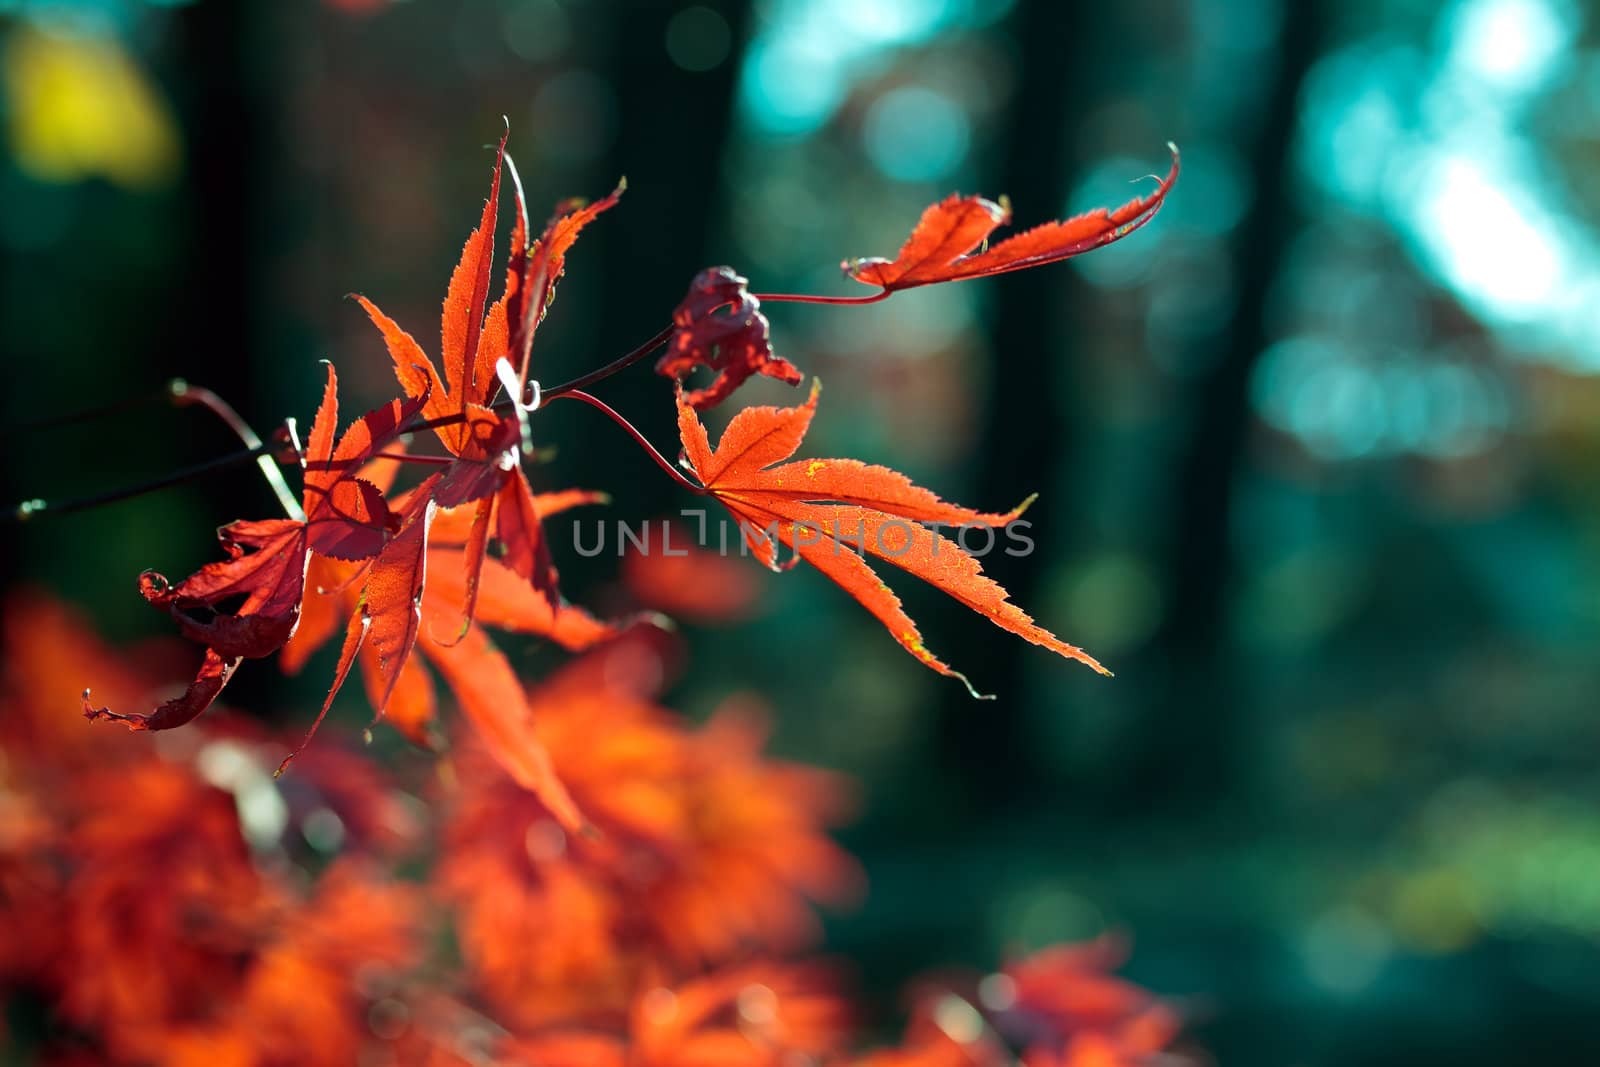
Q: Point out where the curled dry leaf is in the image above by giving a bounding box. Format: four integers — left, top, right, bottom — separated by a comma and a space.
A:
656, 266, 802, 410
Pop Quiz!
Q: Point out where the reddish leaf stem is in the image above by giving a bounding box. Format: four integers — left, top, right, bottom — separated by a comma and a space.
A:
540, 323, 675, 401
752, 290, 891, 306
400, 323, 675, 440
546, 390, 706, 495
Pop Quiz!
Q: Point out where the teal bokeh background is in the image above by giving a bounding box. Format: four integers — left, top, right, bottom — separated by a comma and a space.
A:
4, 0, 1600, 1061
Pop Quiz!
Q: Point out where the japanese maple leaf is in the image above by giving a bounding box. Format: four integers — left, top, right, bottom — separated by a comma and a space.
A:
844, 146, 1179, 294
655, 266, 802, 410
281, 450, 615, 829
677, 383, 1107, 694
354, 130, 622, 633
83, 365, 424, 731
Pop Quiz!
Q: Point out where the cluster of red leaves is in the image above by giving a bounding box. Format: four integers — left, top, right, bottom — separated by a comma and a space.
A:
858, 935, 1188, 1067
81, 130, 1175, 807
2, 596, 1194, 1067
434, 634, 861, 1030
30, 128, 1193, 1064
82, 132, 635, 830
1, 595, 424, 1067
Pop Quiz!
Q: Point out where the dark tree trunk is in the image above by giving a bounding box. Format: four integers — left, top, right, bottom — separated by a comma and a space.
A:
929, 0, 1098, 817
1127, 4, 1325, 809
1, 5, 283, 621
565, 0, 752, 536
165, 2, 292, 713
168, 1, 281, 516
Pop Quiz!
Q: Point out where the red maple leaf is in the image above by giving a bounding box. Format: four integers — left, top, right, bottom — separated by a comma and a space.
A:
844, 147, 1179, 294
354, 131, 622, 636
651, 149, 1177, 411
83, 365, 424, 731
676, 382, 1107, 694
281, 455, 615, 827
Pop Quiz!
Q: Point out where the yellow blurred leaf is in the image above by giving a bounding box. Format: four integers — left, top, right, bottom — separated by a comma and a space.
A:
3, 25, 181, 189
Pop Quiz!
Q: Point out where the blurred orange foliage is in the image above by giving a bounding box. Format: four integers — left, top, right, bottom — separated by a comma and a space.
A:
0, 594, 1198, 1066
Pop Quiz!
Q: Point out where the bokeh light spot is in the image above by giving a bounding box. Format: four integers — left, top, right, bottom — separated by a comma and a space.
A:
863, 87, 970, 182
1415, 154, 1560, 320
3, 24, 181, 189
739, 37, 846, 136
503, 0, 571, 63
529, 69, 618, 165
1057, 552, 1162, 654
1444, 0, 1575, 95
665, 5, 732, 73
825, 0, 958, 45
1301, 908, 1392, 993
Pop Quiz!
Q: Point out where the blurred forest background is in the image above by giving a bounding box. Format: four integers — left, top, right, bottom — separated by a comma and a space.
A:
4, 0, 1600, 1062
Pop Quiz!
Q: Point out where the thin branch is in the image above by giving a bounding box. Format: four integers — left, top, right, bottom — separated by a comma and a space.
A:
9, 444, 273, 522
546, 390, 706, 495
0, 385, 174, 440
171, 381, 303, 520
540, 323, 675, 400
9, 319, 679, 523
397, 324, 677, 442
